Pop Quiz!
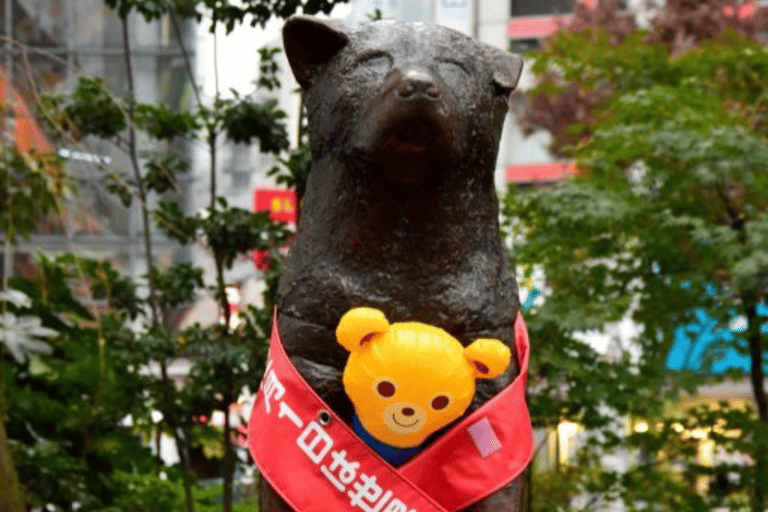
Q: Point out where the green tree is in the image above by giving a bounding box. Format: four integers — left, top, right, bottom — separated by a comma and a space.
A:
509, 1, 768, 510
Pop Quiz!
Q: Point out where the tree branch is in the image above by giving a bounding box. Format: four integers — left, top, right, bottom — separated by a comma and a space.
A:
715, 182, 744, 232
742, 293, 767, 421
168, 10, 201, 107
121, 15, 160, 326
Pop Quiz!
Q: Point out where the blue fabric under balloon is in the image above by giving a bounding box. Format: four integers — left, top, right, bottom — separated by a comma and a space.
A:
352, 414, 420, 467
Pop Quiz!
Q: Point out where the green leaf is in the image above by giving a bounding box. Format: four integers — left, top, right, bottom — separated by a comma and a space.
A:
61, 77, 127, 140
220, 98, 289, 152
105, 171, 134, 207
154, 200, 199, 244
0, 147, 67, 242
201, 199, 292, 269
134, 103, 200, 140
150, 263, 204, 312
141, 152, 190, 194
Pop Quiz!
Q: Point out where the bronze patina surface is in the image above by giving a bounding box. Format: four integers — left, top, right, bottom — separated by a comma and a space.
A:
262, 15, 524, 511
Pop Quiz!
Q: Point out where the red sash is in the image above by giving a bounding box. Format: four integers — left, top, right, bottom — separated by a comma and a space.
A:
247, 312, 533, 512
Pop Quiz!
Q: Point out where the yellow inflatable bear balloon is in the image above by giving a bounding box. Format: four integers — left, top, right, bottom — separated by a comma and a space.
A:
336, 307, 511, 466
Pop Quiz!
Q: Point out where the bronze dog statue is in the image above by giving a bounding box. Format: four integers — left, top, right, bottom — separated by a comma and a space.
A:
260, 15, 524, 511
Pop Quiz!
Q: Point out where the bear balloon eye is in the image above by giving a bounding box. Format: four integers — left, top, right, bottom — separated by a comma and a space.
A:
431, 394, 451, 411
376, 380, 396, 398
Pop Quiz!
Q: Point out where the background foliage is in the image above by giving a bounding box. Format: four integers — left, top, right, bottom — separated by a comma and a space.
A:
512, 1, 768, 511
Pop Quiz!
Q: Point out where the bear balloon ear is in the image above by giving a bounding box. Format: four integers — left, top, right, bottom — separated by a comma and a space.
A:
283, 15, 350, 89
464, 339, 511, 379
336, 308, 390, 353
490, 50, 523, 99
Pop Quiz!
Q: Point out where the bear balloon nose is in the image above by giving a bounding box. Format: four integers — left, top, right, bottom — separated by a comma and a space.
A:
402, 407, 415, 416
396, 69, 440, 99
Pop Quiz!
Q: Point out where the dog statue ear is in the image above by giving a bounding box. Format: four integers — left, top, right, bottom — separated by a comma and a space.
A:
336, 308, 390, 353
490, 50, 523, 98
283, 15, 349, 89
464, 339, 511, 379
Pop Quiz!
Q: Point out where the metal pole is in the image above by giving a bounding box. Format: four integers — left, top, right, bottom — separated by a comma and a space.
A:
3, 0, 14, 288
63, 0, 74, 250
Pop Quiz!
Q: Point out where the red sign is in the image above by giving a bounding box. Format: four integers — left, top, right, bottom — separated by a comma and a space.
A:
507, 16, 573, 39
248, 312, 533, 512
505, 161, 578, 183
253, 189, 297, 270
255, 189, 297, 224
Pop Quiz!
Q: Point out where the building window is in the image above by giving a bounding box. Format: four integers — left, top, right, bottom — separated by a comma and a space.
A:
509, 38, 542, 53
511, 0, 573, 17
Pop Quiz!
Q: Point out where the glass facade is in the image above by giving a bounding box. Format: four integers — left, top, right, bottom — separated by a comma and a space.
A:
2, 0, 195, 277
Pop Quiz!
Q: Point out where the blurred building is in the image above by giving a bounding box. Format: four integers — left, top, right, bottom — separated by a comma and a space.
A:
1, 0, 195, 284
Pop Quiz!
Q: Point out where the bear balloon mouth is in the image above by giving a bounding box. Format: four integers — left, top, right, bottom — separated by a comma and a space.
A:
382, 403, 427, 434
392, 415, 420, 428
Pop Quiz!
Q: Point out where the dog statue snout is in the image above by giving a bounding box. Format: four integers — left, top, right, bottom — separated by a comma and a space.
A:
396, 68, 440, 99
